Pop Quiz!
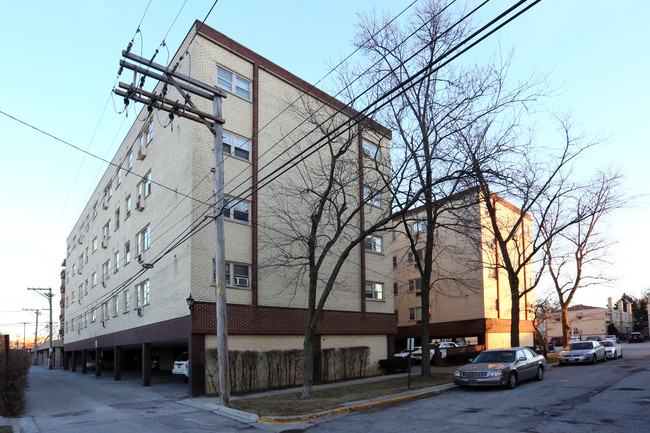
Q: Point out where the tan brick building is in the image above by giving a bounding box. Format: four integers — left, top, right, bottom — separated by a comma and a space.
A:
393, 189, 535, 350
63, 21, 394, 395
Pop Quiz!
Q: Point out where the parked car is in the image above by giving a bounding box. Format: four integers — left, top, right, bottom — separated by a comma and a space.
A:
569, 336, 581, 343
453, 347, 546, 389
558, 341, 606, 365
628, 332, 645, 343
585, 336, 602, 342
394, 348, 414, 358
600, 340, 623, 359
172, 352, 189, 382
604, 335, 619, 343
550, 337, 564, 346
412, 342, 458, 362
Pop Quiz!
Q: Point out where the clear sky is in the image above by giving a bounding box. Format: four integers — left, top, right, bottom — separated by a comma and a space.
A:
1, 1, 648, 342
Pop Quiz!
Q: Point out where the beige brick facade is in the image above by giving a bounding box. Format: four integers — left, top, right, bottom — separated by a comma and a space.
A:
63, 21, 395, 395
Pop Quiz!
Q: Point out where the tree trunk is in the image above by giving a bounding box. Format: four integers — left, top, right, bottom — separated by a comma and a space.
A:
561, 307, 570, 348
301, 330, 314, 399
509, 273, 520, 347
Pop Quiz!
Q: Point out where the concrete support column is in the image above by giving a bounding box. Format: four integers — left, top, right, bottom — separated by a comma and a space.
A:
63, 351, 70, 370
189, 334, 205, 397
95, 347, 102, 377
81, 349, 88, 374
142, 342, 151, 387
114, 346, 122, 381
71, 351, 78, 372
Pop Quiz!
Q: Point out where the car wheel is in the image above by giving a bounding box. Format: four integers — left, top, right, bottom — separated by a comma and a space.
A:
602, 353, 607, 362
506, 372, 517, 389
592, 354, 597, 365
535, 366, 544, 381
620, 350, 623, 358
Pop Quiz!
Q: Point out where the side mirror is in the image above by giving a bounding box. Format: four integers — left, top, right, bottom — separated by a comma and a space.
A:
517, 357, 526, 363
467, 358, 474, 363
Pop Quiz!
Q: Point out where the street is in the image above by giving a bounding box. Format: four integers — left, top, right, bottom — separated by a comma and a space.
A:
6, 343, 650, 432
310, 343, 650, 433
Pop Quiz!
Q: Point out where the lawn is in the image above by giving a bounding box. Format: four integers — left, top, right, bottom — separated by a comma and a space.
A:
229, 373, 453, 416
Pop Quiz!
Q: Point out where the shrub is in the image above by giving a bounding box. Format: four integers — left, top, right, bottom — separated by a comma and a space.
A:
378, 357, 408, 373
0, 350, 31, 417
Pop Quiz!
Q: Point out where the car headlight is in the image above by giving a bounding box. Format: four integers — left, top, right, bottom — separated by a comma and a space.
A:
454, 370, 461, 377
488, 370, 503, 377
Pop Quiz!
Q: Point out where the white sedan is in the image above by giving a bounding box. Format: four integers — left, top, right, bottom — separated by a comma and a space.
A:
412, 342, 458, 362
600, 340, 623, 359
558, 341, 607, 365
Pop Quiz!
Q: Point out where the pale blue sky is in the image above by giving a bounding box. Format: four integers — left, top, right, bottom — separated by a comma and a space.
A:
1, 1, 648, 340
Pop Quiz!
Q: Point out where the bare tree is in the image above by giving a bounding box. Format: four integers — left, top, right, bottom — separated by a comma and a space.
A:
541, 170, 625, 346
260, 97, 422, 398
349, 0, 547, 368
458, 114, 599, 347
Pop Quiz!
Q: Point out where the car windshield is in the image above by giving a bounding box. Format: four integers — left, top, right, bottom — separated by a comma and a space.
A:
473, 351, 515, 363
570, 342, 592, 350
175, 353, 189, 362
600, 341, 613, 347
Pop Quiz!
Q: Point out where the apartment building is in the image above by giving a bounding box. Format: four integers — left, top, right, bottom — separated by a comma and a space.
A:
393, 189, 535, 350
544, 298, 634, 340
62, 21, 394, 396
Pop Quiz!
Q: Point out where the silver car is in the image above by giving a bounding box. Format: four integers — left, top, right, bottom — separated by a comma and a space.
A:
600, 340, 623, 359
453, 347, 546, 389
558, 341, 606, 365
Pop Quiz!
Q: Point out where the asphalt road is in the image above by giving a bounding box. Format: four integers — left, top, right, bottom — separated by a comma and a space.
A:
309, 342, 650, 433
6, 342, 650, 432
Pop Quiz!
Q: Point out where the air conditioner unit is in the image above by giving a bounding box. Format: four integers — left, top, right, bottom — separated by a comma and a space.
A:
101, 240, 108, 249
137, 254, 143, 263
234, 277, 249, 287
136, 199, 145, 211
102, 201, 108, 210
78, 237, 83, 245
137, 147, 146, 160
102, 280, 106, 288
136, 307, 143, 317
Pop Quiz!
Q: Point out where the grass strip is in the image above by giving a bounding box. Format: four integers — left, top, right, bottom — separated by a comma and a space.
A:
230, 373, 452, 416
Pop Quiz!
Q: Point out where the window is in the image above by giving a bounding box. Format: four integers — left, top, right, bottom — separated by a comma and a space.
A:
71, 291, 76, 303
144, 171, 152, 197
117, 167, 122, 186
217, 66, 252, 100
113, 296, 119, 316
136, 280, 150, 306
365, 282, 384, 300
92, 237, 98, 252
124, 290, 130, 312
114, 251, 120, 273
85, 247, 88, 263
102, 220, 111, 241
363, 186, 381, 207
407, 252, 414, 264
409, 220, 428, 236
489, 268, 498, 279
102, 260, 111, 282
393, 282, 398, 295
147, 118, 154, 143
409, 307, 421, 321
102, 303, 109, 322
362, 139, 379, 161
92, 272, 97, 287
218, 262, 251, 287
126, 195, 131, 218
93, 202, 98, 218
392, 256, 397, 269
524, 226, 530, 235
125, 242, 131, 264
108, 182, 113, 199
409, 279, 422, 292
392, 230, 398, 242
137, 226, 150, 255
128, 149, 133, 169
115, 209, 120, 230
222, 131, 250, 160
91, 309, 97, 322
224, 196, 249, 222
364, 235, 382, 254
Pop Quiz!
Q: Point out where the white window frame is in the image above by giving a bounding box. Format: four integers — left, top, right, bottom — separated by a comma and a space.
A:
224, 196, 250, 223
365, 282, 384, 300
217, 66, 252, 101
363, 186, 381, 207
362, 139, 379, 161
364, 235, 382, 254
222, 131, 251, 160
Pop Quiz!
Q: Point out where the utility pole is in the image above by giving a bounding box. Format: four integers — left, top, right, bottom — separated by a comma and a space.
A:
24, 309, 39, 365
20, 322, 29, 349
28, 288, 54, 369
115, 48, 231, 404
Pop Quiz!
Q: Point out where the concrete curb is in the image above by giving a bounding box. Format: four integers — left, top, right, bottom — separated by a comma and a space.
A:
257, 383, 457, 424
